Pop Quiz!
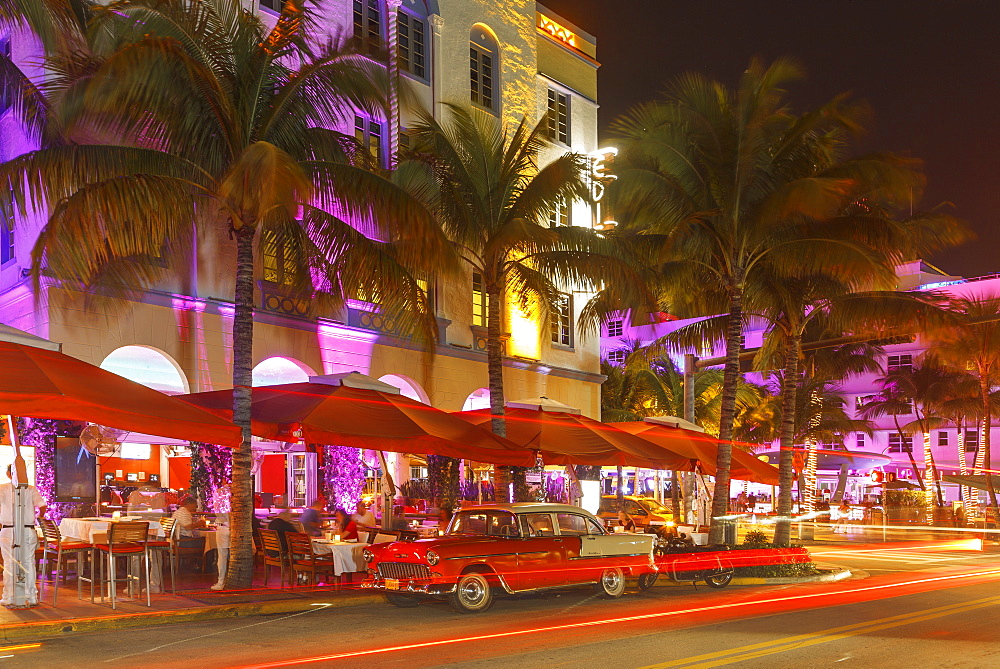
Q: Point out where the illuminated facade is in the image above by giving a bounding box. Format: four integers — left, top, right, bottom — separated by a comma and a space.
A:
0, 1, 602, 494
602, 261, 1000, 507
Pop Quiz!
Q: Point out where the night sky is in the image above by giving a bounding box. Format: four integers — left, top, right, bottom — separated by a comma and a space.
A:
540, 0, 1000, 277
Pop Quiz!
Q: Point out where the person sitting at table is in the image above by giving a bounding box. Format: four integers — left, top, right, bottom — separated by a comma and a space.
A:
173, 497, 206, 538
267, 508, 297, 553
351, 500, 376, 528
299, 498, 325, 537
332, 508, 359, 542
617, 510, 636, 532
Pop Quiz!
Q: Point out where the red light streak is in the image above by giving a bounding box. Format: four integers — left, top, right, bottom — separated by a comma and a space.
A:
233, 567, 1000, 668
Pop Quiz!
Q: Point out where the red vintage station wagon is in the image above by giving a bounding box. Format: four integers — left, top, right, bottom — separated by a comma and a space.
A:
362, 503, 656, 613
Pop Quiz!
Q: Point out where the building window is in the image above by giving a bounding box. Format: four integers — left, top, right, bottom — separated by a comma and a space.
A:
258, 0, 282, 11
888, 433, 913, 453
548, 197, 570, 227
886, 354, 913, 374
938, 431, 949, 448
606, 349, 626, 365
965, 429, 979, 452
261, 229, 299, 287
0, 36, 11, 117
354, 114, 384, 166
470, 28, 498, 112
472, 271, 488, 327
353, 0, 383, 56
856, 433, 865, 450
397, 10, 427, 80
545, 89, 569, 144
550, 292, 573, 347
606, 319, 623, 337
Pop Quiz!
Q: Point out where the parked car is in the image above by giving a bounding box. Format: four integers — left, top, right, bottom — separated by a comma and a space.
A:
362, 502, 656, 613
598, 495, 674, 528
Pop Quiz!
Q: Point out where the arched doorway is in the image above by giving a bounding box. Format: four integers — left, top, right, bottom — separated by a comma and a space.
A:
378, 374, 430, 404
100, 345, 189, 395
252, 356, 314, 387
462, 387, 491, 411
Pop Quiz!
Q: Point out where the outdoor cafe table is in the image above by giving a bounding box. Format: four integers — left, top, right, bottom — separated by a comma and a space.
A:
58, 517, 167, 595
310, 539, 368, 576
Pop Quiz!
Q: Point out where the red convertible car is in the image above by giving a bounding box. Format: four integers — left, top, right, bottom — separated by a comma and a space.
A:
362, 503, 656, 613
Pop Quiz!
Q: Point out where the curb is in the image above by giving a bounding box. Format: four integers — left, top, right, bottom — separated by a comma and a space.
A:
0, 592, 383, 642
649, 567, 853, 588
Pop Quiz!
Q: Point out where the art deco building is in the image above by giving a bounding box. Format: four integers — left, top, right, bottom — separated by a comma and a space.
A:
0, 1, 603, 502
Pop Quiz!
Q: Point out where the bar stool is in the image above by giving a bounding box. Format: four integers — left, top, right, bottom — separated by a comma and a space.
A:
144, 517, 175, 595
39, 518, 92, 606
92, 521, 150, 610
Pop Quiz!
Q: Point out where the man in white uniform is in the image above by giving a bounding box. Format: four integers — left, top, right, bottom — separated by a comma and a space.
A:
0, 466, 46, 608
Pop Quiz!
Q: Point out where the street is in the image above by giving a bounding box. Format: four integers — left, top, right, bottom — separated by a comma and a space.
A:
6, 541, 999, 668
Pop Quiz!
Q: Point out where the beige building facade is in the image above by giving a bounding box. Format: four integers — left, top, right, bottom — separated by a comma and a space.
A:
0, 2, 604, 491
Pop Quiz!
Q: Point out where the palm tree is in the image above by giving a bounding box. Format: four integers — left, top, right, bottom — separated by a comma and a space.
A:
606, 57, 940, 543
404, 105, 638, 501
936, 371, 982, 511
1, 0, 449, 587
931, 295, 1000, 523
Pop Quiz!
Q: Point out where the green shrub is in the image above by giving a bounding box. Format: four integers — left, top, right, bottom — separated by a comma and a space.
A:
731, 541, 821, 578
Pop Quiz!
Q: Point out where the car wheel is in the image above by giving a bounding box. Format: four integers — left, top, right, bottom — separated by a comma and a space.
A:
637, 571, 659, 591
449, 572, 494, 613
705, 571, 733, 588
595, 567, 626, 598
384, 592, 420, 608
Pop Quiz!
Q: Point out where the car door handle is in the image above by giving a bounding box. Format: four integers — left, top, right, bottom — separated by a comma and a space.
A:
553, 539, 563, 542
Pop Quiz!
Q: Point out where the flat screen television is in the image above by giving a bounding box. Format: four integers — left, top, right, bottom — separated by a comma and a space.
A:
54, 436, 97, 503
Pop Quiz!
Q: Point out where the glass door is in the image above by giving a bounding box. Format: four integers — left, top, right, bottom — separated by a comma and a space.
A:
287, 453, 317, 507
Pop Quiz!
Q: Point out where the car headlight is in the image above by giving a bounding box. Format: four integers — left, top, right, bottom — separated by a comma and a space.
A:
363, 549, 374, 564
426, 550, 440, 566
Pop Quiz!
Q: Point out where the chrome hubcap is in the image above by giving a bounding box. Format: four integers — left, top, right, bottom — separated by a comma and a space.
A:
461, 578, 485, 604
603, 570, 621, 591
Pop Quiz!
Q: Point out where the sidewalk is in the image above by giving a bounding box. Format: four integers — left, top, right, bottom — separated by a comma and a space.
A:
0, 576, 381, 642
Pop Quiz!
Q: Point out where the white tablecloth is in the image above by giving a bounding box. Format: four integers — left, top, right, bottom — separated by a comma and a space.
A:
59, 517, 164, 543
311, 540, 367, 576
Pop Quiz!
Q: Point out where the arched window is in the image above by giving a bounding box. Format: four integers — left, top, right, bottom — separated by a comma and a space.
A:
252, 357, 313, 387
100, 346, 189, 395
398, 0, 429, 81
470, 26, 498, 113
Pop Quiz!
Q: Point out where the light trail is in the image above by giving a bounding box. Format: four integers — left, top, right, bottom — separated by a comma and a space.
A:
233, 567, 1000, 668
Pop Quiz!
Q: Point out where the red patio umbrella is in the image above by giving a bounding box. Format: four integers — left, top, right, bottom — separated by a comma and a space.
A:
454, 406, 690, 470
0, 339, 242, 446
176, 377, 536, 466
611, 420, 779, 485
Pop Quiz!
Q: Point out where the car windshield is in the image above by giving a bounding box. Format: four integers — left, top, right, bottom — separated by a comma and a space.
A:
640, 498, 671, 515
447, 510, 520, 537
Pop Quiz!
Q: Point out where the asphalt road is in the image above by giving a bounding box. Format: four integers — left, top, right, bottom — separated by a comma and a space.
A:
6, 542, 1000, 669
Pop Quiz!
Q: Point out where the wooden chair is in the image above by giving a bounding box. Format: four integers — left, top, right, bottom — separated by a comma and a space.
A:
286, 532, 335, 588
172, 524, 207, 573
39, 518, 92, 606
259, 529, 289, 588
93, 521, 149, 610
144, 517, 175, 595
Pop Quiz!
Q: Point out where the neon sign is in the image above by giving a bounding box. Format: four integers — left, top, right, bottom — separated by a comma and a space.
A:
538, 15, 576, 49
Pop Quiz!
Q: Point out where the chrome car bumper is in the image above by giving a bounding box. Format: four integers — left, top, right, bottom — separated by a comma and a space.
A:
363, 576, 456, 596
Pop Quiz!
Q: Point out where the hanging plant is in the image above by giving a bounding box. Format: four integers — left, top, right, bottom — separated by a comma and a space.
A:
322, 445, 364, 512
427, 455, 460, 512
189, 442, 232, 511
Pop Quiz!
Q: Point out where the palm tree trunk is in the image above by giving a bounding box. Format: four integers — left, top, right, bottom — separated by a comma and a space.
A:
224, 224, 255, 589
956, 422, 971, 512
981, 378, 1000, 525
894, 415, 924, 491
774, 333, 801, 547
485, 285, 510, 503
921, 431, 936, 522
708, 289, 742, 545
